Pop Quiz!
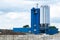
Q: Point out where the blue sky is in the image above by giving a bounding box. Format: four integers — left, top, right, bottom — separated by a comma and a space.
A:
0, 0, 60, 30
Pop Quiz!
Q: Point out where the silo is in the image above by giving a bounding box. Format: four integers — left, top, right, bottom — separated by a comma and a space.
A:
40, 5, 50, 31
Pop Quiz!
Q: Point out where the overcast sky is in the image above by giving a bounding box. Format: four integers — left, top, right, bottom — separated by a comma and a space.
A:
0, 0, 60, 30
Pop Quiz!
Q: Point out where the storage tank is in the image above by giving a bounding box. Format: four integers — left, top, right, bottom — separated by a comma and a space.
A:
40, 5, 50, 30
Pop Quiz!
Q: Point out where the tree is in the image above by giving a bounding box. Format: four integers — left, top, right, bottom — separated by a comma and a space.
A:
23, 25, 29, 28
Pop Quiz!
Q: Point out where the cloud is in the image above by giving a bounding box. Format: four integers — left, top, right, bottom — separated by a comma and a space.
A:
50, 4, 60, 18
50, 17, 60, 23
0, 0, 60, 12
25, 0, 60, 4
0, 12, 31, 29
50, 5, 60, 24
0, 0, 37, 12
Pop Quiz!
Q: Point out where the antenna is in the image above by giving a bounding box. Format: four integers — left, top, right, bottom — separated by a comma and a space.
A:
36, 3, 38, 8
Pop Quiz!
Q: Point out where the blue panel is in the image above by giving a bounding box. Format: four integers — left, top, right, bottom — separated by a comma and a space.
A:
13, 28, 31, 33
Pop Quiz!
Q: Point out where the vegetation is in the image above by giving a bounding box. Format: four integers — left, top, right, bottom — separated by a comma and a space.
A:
23, 25, 29, 28
49, 26, 56, 28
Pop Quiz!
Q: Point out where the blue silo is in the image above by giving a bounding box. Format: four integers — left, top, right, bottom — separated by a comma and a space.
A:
31, 7, 40, 34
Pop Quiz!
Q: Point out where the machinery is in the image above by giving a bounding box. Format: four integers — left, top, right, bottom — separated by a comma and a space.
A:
13, 5, 58, 35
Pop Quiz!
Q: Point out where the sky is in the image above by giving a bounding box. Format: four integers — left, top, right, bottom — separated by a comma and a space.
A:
0, 0, 60, 30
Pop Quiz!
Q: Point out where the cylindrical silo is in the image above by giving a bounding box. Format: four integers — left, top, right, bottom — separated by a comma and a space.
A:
40, 5, 50, 30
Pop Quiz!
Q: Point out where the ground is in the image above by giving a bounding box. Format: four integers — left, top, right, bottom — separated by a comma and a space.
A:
0, 32, 60, 40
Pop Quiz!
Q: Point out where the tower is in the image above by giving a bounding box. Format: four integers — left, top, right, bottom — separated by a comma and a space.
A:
40, 5, 50, 33
31, 7, 40, 34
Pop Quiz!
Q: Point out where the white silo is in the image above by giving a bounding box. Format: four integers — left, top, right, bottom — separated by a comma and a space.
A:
40, 5, 50, 28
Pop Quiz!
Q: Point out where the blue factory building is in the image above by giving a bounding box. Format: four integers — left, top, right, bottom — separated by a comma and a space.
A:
13, 5, 58, 35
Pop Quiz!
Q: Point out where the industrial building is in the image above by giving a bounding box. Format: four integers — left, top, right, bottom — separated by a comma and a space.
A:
13, 5, 58, 35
